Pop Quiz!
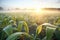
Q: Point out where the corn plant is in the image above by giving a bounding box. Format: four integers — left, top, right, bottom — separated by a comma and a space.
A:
3, 20, 42, 40
1, 13, 60, 40
3, 21, 58, 40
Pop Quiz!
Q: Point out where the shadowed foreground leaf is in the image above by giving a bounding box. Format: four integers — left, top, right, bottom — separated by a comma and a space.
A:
6, 32, 33, 40
46, 27, 56, 40
55, 27, 60, 40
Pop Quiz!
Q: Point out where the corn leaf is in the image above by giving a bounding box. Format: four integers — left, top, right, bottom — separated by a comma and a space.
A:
3, 25, 13, 36
46, 27, 56, 40
17, 21, 23, 32
36, 25, 42, 35
6, 32, 33, 40
17, 21, 29, 33
42, 36, 46, 40
55, 27, 60, 40
23, 21, 29, 33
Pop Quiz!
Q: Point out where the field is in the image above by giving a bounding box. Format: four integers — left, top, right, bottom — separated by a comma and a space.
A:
0, 11, 60, 40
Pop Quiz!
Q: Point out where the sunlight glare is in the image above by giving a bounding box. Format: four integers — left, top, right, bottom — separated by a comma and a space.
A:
35, 7, 42, 14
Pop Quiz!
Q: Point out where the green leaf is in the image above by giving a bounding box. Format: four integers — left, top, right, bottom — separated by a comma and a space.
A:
42, 36, 46, 40
42, 23, 56, 40
23, 21, 29, 33
6, 32, 33, 40
55, 27, 60, 40
17, 21, 29, 33
3, 25, 13, 36
36, 25, 42, 35
46, 27, 56, 40
17, 21, 23, 32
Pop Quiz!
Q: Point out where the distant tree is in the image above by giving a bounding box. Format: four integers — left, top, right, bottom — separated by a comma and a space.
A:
0, 7, 3, 10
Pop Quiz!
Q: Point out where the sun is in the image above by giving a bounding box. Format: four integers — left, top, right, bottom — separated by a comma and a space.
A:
34, 7, 42, 13
35, 8, 41, 13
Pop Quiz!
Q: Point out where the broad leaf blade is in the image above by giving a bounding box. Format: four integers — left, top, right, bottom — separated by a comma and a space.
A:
46, 27, 56, 40
24, 21, 29, 33
17, 21, 29, 33
55, 27, 60, 40
36, 25, 42, 35
6, 32, 33, 40
3, 25, 13, 36
17, 21, 23, 32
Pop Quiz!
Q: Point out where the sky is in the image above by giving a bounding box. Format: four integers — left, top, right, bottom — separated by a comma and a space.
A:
0, 0, 60, 8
